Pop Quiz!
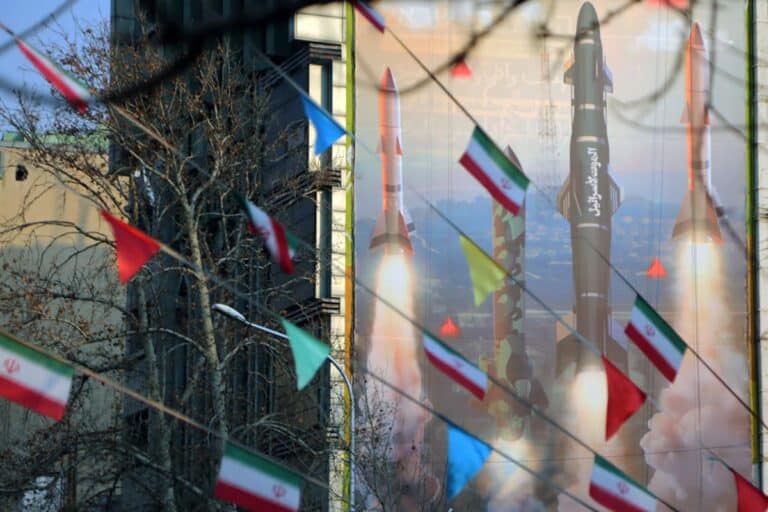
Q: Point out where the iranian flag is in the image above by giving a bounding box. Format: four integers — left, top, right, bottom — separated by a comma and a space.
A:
238, 196, 297, 274
14, 36, 92, 113
214, 442, 302, 512
589, 455, 657, 512
459, 126, 529, 215
423, 333, 487, 399
624, 295, 687, 382
0, 333, 73, 421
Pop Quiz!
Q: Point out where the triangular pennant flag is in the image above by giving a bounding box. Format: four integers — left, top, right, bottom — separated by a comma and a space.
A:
603, 356, 646, 440
281, 319, 330, 390
732, 469, 768, 512
12, 34, 92, 113
439, 315, 462, 339
450, 59, 472, 78
237, 195, 296, 274
301, 96, 345, 156
446, 424, 491, 501
459, 235, 506, 306
625, 295, 686, 382
352, 0, 386, 33
100, 210, 161, 284
0, 333, 74, 421
645, 256, 667, 279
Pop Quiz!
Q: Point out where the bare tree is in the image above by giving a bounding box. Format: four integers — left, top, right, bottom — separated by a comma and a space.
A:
0, 16, 339, 511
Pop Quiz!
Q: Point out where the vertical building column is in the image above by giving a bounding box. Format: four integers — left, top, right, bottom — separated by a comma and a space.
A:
754, 0, 768, 489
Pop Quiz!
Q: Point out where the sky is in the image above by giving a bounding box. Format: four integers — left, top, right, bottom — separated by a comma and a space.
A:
0, 1, 106, 118
354, 0, 749, 219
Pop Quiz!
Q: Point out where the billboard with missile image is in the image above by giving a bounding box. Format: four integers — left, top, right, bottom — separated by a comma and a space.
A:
353, 1, 752, 510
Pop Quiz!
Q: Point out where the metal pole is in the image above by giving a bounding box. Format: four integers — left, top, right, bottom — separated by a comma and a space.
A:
213, 304, 355, 510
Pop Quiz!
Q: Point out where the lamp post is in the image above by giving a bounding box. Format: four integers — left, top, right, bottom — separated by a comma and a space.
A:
212, 303, 355, 510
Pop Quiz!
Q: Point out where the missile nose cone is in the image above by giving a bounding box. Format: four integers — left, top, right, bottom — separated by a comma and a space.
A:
380, 67, 398, 92
576, 2, 599, 33
689, 22, 705, 49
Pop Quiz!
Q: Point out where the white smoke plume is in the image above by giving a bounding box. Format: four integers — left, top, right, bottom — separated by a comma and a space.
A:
640, 244, 750, 510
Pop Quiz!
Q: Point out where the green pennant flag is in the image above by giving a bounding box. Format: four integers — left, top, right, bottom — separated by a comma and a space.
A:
281, 319, 330, 390
459, 235, 506, 307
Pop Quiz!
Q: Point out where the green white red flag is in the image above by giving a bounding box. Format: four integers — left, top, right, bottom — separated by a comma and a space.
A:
423, 333, 487, 399
0, 333, 73, 421
459, 127, 529, 215
238, 196, 296, 274
13, 35, 92, 113
589, 455, 657, 512
214, 442, 302, 512
624, 295, 687, 382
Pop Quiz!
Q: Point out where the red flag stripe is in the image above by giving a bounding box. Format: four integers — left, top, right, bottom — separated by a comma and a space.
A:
624, 323, 678, 381
270, 217, 294, 274
214, 481, 296, 512
16, 40, 89, 113
459, 153, 521, 215
0, 373, 67, 420
589, 484, 650, 512
425, 351, 485, 400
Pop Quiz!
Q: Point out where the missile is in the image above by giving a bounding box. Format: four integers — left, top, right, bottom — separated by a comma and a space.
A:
369, 67, 415, 255
555, 2, 626, 376
671, 22, 723, 244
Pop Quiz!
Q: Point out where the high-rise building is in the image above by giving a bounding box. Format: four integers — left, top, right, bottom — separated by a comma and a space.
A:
110, 2, 352, 510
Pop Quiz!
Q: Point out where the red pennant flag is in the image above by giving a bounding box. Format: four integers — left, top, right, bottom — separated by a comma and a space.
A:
450, 59, 472, 79
603, 356, 646, 440
100, 210, 161, 284
732, 470, 768, 512
645, 256, 667, 279
439, 315, 462, 339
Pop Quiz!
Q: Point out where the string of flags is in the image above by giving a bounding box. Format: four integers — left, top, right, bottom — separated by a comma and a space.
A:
3, 6, 767, 512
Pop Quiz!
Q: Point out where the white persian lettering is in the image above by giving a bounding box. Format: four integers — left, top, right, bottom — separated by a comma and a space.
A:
586, 147, 602, 217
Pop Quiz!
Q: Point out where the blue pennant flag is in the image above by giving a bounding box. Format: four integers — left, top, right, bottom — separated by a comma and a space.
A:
301, 96, 345, 155
446, 424, 491, 501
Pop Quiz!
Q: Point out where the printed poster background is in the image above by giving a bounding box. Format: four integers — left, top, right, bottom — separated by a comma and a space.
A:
353, 1, 751, 510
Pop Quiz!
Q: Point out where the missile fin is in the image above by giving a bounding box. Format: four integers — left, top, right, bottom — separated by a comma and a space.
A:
704, 107, 711, 126
368, 210, 386, 250
607, 168, 623, 216
671, 189, 723, 244
376, 136, 384, 154
680, 103, 690, 124
563, 54, 574, 85
403, 206, 415, 233
556, 175, 573, 220
602, 60, 613, 93
395, 136, 403, 155
555, 333, 580, 377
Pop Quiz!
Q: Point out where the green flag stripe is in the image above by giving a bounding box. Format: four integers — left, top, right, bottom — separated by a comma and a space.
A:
224, 443, 302, 489
471, 127, 529, 189
633, 296, 687, 353
0, 334, 73, 377
594, 455, 650, 496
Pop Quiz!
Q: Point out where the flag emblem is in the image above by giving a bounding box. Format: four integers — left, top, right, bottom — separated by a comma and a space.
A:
3, 358, 20, 374
644, 324, 656, 337
618, 481, 630, 495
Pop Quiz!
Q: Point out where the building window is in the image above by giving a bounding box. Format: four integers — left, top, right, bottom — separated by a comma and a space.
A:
15, 164, 28, 181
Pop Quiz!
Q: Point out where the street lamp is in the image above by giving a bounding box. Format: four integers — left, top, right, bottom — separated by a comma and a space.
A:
212, 303, 355, 510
